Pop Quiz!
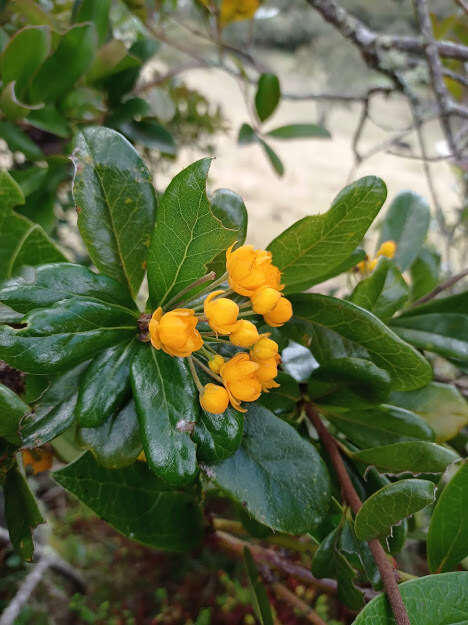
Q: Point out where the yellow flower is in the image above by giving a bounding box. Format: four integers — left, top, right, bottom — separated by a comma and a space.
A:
251, 286, 282, 315
263, 296, 293, 327
229, 319, 259, 347
220, 0, 260, 26
356, 258, 378, 274
226, 243, 283, 297
377, 240, 397, 259
251, 335, 279, 361
204, 290, 239, 334
149, 307, 203, 357
254, 356, 280, 391
22, 448, 53, 474
220, 353, 262, 412
200, 383, 230, 414
208, 354, 225, 374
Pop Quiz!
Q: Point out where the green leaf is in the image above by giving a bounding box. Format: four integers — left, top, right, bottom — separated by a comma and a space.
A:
0, 383, 29, 445
0, 298, 136, 373
238, 122, 257, 145
207, 188, 248, 277
310, 248, 366, 284
350, 257, 408, 322
0, 120, 43, 160
147, 158, 237, 307
212, 404, 331, 534
326, 404, 434, 449
244, 547, 274, 625
390, 382, 468, 443
353, 441, 458, 474
352, 572, 468, 625
120, 120, 176, 156
340, 520, 380, 588
72, 127, 156, 298
409, 247, 440, 301
257, 372, 300, 418
20, 363, 89, 447
54, 451, 203, 552
255, 73, 280, 122
428, 461, 468, 572
259, 139, 284, 176
400, 291, 468, 316
378, 191, 430, 271
72, 0, 111, 45
268, 176, 387, 293
29, 24, 97, 102
355, 478, 435, 541
10, 166, 48, 197
4, 467, 44, 560
290, 293, 432, 391
130, 345, 198, 486
0, 170, 25, 212
27, 105, 70, 138
266, 123, 330, 139
193, 407, 243, 464
78, 400, 142, 468
0, 81, 42, 121
0, 263, 135, 314
0, 26, 50, 97
76, 339, 136, 427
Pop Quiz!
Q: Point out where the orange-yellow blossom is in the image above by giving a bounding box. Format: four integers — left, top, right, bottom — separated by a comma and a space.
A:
229, 319, 259, 347
263, 296, 293, 327
149, 307, 203, 357
220, 352, 262, 412
204, 290, 239, 334
208, 354, 225, 374
226, 243, 283, 297
377, 240, 397, 259
251, 286, 282, 315
250, 336, 280, 391
220, 0, 260, 26
200, 383, 230, 414
251, 335, 279, 361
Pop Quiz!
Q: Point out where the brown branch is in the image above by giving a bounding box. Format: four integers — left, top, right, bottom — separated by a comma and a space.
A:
411, 268, 468, 306
305, 405, 411, 625
455, 0, 468, 14
271, 582, 328, 625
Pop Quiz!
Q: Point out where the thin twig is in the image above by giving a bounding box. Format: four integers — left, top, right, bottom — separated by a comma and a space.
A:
411, 268, 468, 306
305, 405, 411, 625
271, 582, 328, 625
0, 558, 50, 625
164, 271, 217, 309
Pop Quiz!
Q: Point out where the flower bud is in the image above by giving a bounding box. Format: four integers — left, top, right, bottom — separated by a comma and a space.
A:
200, 383, 229, 414
226, 243, 283, 297
251, 335, 279, 361
263, 297, 293, 327
377, 240, 397, 259
229, 319, 259, 347
204, 290, 239, 334
208, 354, 225, 374
220, 353, 262, 412
251, 286, 282, 315
255, 356, 280, 391
149, 307, 203, 357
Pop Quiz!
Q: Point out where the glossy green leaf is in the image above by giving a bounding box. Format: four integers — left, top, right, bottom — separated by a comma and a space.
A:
0, 263, 135, 313
0, 81, 41, 121
257, 372, 300, 418
355, 478, 435, 540
4, 467, 44, 560
147, 158, 237, 307
268, 176, 387, 293
0, 170, 25, 212
378, 191, 430, 271
21, 363, 89, 447
78, 400, 142, 468
255, 73, 280, 122
390, 382, 468, 443
193, 407, 243, 464
351, 257, 408, 321
207, 188, 248, 278
54, 451, 203, 552
72, 127, 156, 298
0, 298, 136, 373
120, 120, 176, 155
76, 339, 136, 427
238, 122, 257, 145
27, 104, 70, 138
290, 293, 432, 391
352, 572, 468, 625
29, 24, 97, 102
266, 123, 330, 139
428, 461, 468, 572
244, 548, 274, 625
353, 441, 458, 474
0, 120, 43, 160
72, 0, 111, 45
0, 383, 29, 445
326, 404, 434, 449
340, 520, 380, 588
259, 139, 284, 176
312, 248, 366, 284
212, 404, 331, 534
0, 26, 50, 97
10, 166, 48, 197
400, 291, 468, 316
131, 345, 198, 486
409, 247, 440, 301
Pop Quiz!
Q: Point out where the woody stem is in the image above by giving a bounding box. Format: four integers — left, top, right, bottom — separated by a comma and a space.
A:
165, 271, 217, 309
192, 355, 223, 383
187, 356, 204, 393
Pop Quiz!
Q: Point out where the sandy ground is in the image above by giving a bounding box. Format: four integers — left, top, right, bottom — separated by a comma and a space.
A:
152, 50, 460, 254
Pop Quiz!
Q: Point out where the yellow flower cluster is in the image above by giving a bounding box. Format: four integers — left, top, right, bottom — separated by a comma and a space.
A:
356, 240, 397, 274
148, 244, 292, 414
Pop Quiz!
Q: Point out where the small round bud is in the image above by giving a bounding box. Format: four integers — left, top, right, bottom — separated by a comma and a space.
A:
263, 297, 293, 327
208, 354, 225, 374
377, 240, 396, 259
200, 383, 229, 414
229, 320, 259, 347
251, 335, 279, 361
251, 286, 282, 314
